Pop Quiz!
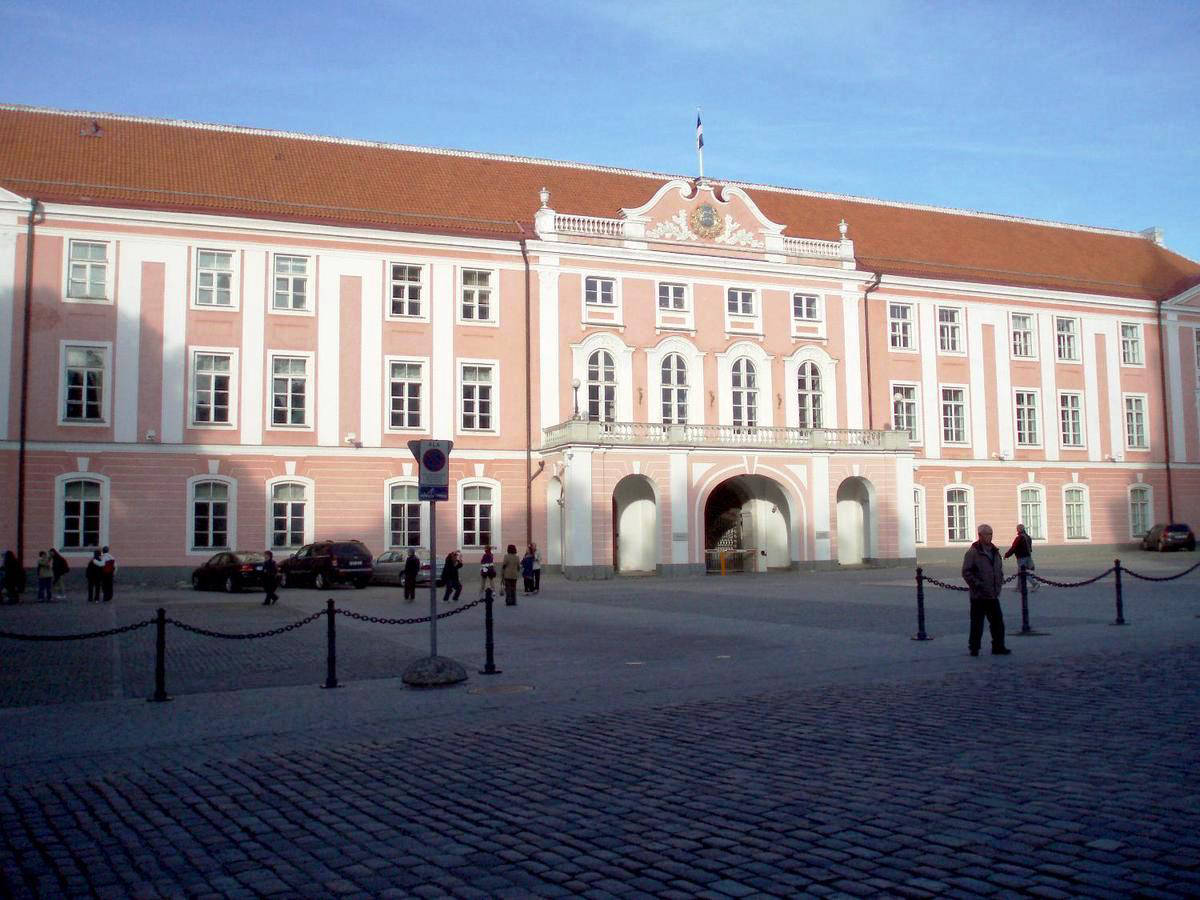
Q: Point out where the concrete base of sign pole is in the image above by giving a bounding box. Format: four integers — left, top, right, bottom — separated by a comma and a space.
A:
401, 655, 468, 687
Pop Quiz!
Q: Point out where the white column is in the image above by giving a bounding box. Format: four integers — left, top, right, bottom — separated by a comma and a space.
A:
114, 242, 153, 442
538, 261, 561, 434
240, 250, 266, 445
359, 261, 383, 447
967, 310, 988, 457
992, 314, 1015, 459
670, 450, 688, 565
840, 285, 862, 429
431, 262, 454, 440
1165, 314, 1185, 462
316, 256, 340, 447
1103, 321, 1124, 456
1082, 319, 1103, 462
918, 301, 940, 458
0, 229, 16, 440
1038, 312, 1059, 460
563, 449, 593, 570
811, 454, 830, 561
895, 454, 915, 558
159, 245, 188, 443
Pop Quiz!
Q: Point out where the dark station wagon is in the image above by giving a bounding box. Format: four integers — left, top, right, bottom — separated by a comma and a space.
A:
191, 551, 268, 593
1140, 523, 1196, 552
279, 540, 374, 589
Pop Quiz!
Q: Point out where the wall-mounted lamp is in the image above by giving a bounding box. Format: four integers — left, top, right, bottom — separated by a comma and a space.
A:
345, 432, 362, 449
638, 386, 644, 405
708, 390, 715, 407
776, 392, 782, 409
144, 429, 157, 442
571, 378, 582, 419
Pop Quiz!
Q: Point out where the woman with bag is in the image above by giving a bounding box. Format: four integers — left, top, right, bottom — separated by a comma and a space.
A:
500, 544, 521, 606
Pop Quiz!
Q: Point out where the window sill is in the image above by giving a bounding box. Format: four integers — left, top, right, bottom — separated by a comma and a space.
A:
191, 303, 240, 313
64, 296, 113, 306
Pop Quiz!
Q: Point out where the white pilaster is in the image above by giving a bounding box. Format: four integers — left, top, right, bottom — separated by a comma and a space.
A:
1082, 321, 1103, 462
1165, 315, 1185, 462
992, 313, 1014, 459
1103, 321, 1124, 456
895, 455, 915, 558
811, 455, 830, 561
159, 245, 188, 443
316, 256, 340, 447
240, 250, 266, 445
1038, 312, 1059, 460
431, 262, 454, 440
359, 261, 383, 447
0, 229, 16, 440
840, 285, 862, 429
538, 262, 561, 434
563, 449, 593, 569
967, 310, 987, 457
918, 301, 940, 458
670, 450, 688, 564
114, 242, 152, 442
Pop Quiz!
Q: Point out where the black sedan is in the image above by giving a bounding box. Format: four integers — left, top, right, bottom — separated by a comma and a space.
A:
1140, 523, 1196, 552
191, 551, 268, 593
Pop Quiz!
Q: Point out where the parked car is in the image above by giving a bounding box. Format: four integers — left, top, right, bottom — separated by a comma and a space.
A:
372, 550, 442, 586
1140, 523, 1196, 552
191, 551, 268, 593
279, 540, 373, 589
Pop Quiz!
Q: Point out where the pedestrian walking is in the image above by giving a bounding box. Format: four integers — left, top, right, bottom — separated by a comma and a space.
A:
531, 542, 542, 594
1003, 523, 1038, 592
501, 544, 521, 606
85, 550, 103, 603
479, 545, 496, 596
36, 551, 53, 602
961, 523, 1012, 657
99, 546, 116, 602
261, 550, 279, 605
50, 549, 69, 601
521, 546, 536, 594
3, 550, 24, 604
442, 550, 463, 603
403, 548, 420, 602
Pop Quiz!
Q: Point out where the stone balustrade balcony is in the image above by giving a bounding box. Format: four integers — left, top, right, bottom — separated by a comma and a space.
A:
541, 420, 912, 452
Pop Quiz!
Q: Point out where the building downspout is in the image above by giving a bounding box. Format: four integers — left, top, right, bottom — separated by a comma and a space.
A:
16, 197, 37, 565
519, 230, 533, 544
1156, 297, 1175, 521
861, 272, 883, 429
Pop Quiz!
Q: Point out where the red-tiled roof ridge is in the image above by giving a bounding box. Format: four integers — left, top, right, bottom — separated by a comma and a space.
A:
0, 102, 1169, 247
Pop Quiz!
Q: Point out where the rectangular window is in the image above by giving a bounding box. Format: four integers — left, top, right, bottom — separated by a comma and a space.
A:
462, 485, 493, 548
1059, 392, 1083, 448
1124, 395, 1148, 449
585, 276, 615, 306
273, 255, 309, 311
388, 361, 423, 429
193, 352, 232, 425
792, 293, 820, 321
192, 481, 230, 549
940, 387, 967, 444
892, 384, 918, 441
1019, 487, 1044, 540
389, 263, 423, 317
1055, 317, 1079, 361
1129, 487, 1151, 537
62, 480, 102, 549
67, 240, 109, 300
937, 307, 963, 353
658, 283, 687, 311
1120, 323, 1143, 366
461, 364, 494, 431
271, 356, 308, 426
889, 303, 913, 349
196, 250, 234, 307
1064, 488, 1087, 540
1011, 313, 1035, 358
946, 489, 970, 543
1015, 391, 1040, 446
63, 345, 107, 422
271, 483, 306, 549
460, 269, 493, 322
727, 288, 754, 316
389, 484, 421, 548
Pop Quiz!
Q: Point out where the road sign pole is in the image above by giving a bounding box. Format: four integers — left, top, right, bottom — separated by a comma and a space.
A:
429, 498, 437, 658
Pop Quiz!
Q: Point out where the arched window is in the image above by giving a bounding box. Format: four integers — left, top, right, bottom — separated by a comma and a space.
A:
1129, 485, 1152, 537
1064, 486, 1089, 540
586, 349, 616, 423
271, 482, 308, 550
946, 488, 971, 543
660, 353, 688, 425
731, 358, 757, 428
797, 361, 822, 429
389, 483, 421, 548
191, 480, 230, 550
461, 484, 494, 549
62, 479, 103, 549
1018, 485, 1045, 540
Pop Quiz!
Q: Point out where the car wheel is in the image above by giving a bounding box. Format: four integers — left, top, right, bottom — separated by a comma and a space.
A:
315, 571, 329, 591
192, 574, 203, 591
225, 576, 239, 593
354, 577, 368, 589
1188, 539, 1196, 552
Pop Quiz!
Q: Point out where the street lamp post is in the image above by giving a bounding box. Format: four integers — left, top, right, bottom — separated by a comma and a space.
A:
572, 378, 582, 420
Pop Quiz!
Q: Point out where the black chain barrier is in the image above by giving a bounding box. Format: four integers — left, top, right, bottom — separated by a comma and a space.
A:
336, 597, 484, 626
1122, 561, 1200, 582
1028, 568, 1115, 589
167, 610, 326, 640
0, 618, 155, 642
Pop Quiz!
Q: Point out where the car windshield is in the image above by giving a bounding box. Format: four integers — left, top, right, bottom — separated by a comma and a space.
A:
1167, 525, 1191, 533
233, 552, 267, 562
332, 542, 369, 556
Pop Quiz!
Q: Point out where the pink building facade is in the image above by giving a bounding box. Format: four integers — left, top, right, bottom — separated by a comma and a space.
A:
1, 106, 1199, 578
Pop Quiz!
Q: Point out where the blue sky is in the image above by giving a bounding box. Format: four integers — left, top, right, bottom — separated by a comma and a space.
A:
3, 0, 1198, 263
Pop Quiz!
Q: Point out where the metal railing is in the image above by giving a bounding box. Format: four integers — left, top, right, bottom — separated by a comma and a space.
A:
542, 420, 911, 451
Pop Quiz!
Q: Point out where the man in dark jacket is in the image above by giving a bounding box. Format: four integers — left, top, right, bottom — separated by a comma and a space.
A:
961, 523, 1012, 657
261, 550, 279, 606
402, 549, 420, 602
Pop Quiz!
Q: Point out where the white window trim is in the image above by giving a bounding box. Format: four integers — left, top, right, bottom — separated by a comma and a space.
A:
186, 474, 238, 555
1122, 392, 1150, 451
1127, 483, 1154, 539
935, 306, 967, 356
889, 379, 921, 445
1056, 389, 1087, 450
265, 475, 316, 551
654, 281, 695, 332
789, 292, 825, 333
54, 472, 111, 557
1054, 315, 1082, 363
716, 341, 774, 428
887, 301, 918, 353
913, 484, 927, 545
269, 252, 315, 317
383, 355, 430, 434
938, 382, 970, 446
1013, 387, 1043, 449
1118, 321, 1145, 369
645, 336, 705, 427
1061, 483, 1091, 542
1009, 310, 1039, 360
943, 484, 975, 545
722, 285, 763, 336
571, 334, 635, 423
188, 346, 240, 430
191, 247, 241, 312
1016, 482, 1048, 543
63, 237, 116, 305
383, 476, 427, 550
456, 265, 500, 327
581, 273, 624, 327
265, 350, 316, 432
58, 340, 113, 427
457, 357, 501, 435
784, 346, 838, 430
457, 476, 501, 551
384, 260, 431, 323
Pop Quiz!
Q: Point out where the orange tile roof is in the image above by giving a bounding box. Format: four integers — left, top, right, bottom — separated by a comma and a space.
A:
2, 105, 1197, 301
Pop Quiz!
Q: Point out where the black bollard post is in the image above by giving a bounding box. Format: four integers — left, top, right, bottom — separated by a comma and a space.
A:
1112, 558, 1126, 626
479, 587, 502, 674
1018, 565, 1032, 634
148, 607, 171, 702
912, 567, 932, 641
321, 598, 339, 689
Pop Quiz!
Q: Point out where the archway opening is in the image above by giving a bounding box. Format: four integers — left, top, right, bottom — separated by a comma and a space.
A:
835, 476, 875, 565
703, 475, 791, 573
612, 475, 657, 574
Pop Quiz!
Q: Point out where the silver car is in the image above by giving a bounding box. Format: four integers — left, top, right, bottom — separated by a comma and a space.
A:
371, 550, 442, 586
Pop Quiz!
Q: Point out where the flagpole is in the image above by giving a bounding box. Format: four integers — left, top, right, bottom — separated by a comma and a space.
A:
696, 108, 704, 181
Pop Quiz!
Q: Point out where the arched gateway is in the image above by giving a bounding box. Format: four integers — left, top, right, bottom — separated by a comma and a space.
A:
703, 475, 791, 572
835, 476, 876, 565
612, 474, 658, 574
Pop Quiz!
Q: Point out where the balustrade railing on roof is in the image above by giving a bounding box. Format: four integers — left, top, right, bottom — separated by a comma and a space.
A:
542, 420, 909, 451
782, 236, 843, 258
553, 214, 625, 238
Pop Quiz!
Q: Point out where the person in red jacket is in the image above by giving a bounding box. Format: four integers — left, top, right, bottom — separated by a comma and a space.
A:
1003, 523, 1038, 592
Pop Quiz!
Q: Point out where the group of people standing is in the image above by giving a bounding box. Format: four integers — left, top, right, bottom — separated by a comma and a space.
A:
1, 546, 116, 604
398, 543, 542, 607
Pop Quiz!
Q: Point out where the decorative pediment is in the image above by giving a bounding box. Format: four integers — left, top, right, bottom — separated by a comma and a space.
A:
620, 179, 784, 251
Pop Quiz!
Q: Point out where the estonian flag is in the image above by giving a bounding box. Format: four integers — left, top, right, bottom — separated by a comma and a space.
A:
696, 114, 704, 151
